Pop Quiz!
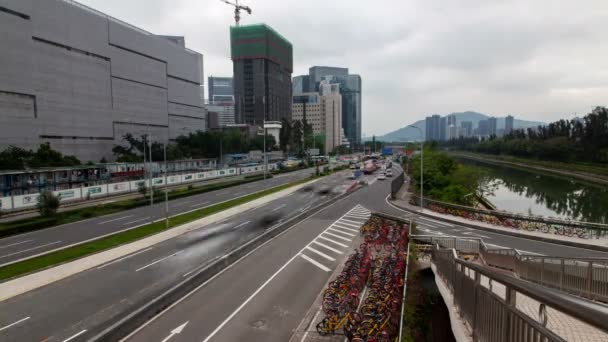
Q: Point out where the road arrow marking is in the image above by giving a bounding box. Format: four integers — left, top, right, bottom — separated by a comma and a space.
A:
161, 321, 189, 342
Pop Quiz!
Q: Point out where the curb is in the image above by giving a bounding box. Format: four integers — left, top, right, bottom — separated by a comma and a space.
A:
85, 185, 361, 341
388, 199, 608, 253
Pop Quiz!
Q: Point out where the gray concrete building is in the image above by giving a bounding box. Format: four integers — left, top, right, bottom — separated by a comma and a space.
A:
0, 0, 205, 161
505, 115, 514, 134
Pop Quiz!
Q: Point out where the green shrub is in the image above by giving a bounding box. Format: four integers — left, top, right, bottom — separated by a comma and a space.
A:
37, 191, 60, 217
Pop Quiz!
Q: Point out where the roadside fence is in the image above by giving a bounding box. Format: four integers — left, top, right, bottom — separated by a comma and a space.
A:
409, 195, 608, 239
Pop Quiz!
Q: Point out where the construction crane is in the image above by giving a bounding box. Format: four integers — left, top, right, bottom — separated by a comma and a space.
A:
219, 0, 252, 26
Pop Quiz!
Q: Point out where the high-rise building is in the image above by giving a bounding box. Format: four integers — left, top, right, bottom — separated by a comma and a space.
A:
447, 114, 457, 126
309, 66, 348, 91
461, 121, 473, 137
448, 125, 461, 140
204, 103, 235, 127
440, 116, 447, 141
488, 117, 498, 136
208, 76, 234, 103
477, 120, 489, 136
505, 115, 514, 134
292, 75, 310, 94
0, 0, 205, 161
306, 67, 361, 147
231, 24, 293, 126
425, 115, 442, 141
292, 79, 342, 153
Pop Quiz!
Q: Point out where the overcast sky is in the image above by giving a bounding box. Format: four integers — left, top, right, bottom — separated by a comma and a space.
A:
80, 0, 608, 136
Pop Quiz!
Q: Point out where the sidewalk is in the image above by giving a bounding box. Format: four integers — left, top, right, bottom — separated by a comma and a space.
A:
389, 180, 608, 251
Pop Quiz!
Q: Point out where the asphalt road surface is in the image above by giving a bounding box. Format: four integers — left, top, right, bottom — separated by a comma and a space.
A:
0, 169, 315, 266
125, 163, 608, 342
0, 170, 358, 342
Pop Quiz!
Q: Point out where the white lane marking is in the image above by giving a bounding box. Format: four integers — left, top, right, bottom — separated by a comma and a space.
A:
418, 217, 454, 227
299, 308, 322, 342
339, 218, 365, 225
190, 201, 210, 208
335, 220, 360, 228
317, 236, 349, 248
97, 215, 134, 225
160, 321, 188, 342
123, 217, 151, 225
327, 227, 356, 237
63, 329, 87, 342
305, 246, 336, 261
349, 209, 370, 214
135, 250, 184, 272
517, 249, 545, 256
322, 232, 351, 242
0, 240, 33, 249
344, 213, 370, 218
312, 241, 344, 254
96, 247, 155, 270
300, 205, 312, 212
176, 201, 192, 206
271, 204, 287, 212
233, 192, 245, 197
233, 221, 251, 230
331, 224, 359, 233
0, 316, 30, 332
201, 250, 302, 342
0, 241, 62, 259
299, 253, 331, 272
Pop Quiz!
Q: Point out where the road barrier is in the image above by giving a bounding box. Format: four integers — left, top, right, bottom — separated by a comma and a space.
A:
390, 171, 404, 200
0, 164, 279, 212
409, 195, 608, 239
85, 181, 360, 342
427, 236, 608, 341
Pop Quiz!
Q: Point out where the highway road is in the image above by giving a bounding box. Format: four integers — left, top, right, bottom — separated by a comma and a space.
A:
0, 168, 315, 266
124, 164, 608, 342
0, 169, 358, 342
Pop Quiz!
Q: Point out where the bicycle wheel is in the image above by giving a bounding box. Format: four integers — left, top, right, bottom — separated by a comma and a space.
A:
316, 319, 331, 336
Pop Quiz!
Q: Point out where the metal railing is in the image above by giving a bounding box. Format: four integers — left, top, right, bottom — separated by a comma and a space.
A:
409, 195, 608, 239
413, 235, 608, 304
431, 245, 608, 342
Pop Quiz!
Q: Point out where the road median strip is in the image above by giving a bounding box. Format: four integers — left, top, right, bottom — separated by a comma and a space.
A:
0, 176, 317, 284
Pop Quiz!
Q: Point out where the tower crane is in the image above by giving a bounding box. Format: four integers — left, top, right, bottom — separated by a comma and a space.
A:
219, 0, 252, 26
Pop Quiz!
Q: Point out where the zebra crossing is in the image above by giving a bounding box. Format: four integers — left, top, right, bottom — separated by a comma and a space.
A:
298, 205, 371, 272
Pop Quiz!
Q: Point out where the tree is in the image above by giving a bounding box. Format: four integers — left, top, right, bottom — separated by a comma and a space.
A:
292, 120, 304, 156
37, 191, 61, 217
137, 182, 148, 199
279, 118, 292, 152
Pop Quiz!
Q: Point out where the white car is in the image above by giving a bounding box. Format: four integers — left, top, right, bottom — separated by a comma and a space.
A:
386, 170, 393, 177
377, 172, 386, 180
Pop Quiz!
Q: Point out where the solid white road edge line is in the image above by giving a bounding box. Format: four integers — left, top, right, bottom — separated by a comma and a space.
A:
0, 316, 30, 332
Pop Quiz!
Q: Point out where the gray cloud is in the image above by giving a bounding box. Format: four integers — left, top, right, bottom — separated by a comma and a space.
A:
79, 0, 608, 136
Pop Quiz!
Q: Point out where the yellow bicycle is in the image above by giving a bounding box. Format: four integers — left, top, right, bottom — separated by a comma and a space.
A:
316, 312, 361, 336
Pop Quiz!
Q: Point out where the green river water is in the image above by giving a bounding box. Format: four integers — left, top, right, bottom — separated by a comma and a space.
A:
456, 158, 608, 224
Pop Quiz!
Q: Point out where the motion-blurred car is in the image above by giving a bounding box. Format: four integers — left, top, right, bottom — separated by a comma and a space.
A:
378, 172, 386, 180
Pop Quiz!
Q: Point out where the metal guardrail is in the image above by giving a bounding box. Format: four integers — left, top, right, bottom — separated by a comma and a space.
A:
430, 243, 608, 342
409, 195, 608, 239
413, 235, 608, 304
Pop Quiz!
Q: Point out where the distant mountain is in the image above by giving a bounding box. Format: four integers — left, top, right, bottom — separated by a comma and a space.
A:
373, 111, 545, 142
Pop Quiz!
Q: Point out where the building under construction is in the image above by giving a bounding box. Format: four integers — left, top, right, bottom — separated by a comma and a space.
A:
231, 24, 293, 126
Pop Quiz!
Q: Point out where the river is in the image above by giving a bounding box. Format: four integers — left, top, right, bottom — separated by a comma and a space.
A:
456, 158, 608, 224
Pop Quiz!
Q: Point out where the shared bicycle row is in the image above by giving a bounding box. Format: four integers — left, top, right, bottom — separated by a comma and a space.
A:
301, 213, 410, 342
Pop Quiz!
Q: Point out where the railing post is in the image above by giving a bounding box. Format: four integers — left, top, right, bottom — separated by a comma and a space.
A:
559, 259, 565, 291
588, 261, 594, 298
504, 287, 516, 342
472, 270, 481, 341
540, 258, 545, 285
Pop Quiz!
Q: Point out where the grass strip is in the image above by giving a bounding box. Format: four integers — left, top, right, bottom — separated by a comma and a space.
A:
451, 152, 608, 179
0, 174, 274, 238
0, 177, 316, 282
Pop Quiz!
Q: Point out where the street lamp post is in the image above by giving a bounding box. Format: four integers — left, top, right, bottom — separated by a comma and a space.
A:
163, 142, 169, 228
408, 125, 424, 211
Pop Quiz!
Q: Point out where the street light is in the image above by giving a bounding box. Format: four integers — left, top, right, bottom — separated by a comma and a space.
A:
408, 125, 424, 211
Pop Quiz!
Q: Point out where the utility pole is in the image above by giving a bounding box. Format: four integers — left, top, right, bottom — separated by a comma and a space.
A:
263, 123, 267, 180
164, 142, 169, 229
148, 130, 153, 207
